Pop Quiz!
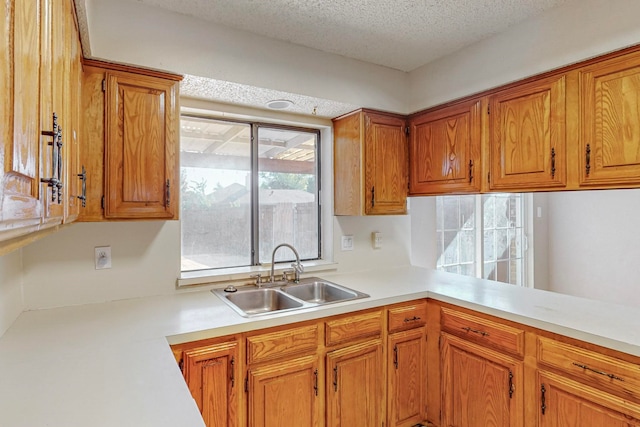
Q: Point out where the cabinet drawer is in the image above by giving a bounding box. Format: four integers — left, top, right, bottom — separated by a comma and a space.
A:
440, 307, 524, 357
388, 300, 427, 332
325, 310, 382, 347
537, 336, 640, 399
247, 324, 319, 364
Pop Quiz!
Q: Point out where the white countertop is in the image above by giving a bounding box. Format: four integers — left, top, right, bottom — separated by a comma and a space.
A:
1, 266, 639, 427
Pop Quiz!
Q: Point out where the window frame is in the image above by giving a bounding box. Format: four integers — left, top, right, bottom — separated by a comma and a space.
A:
435, 193, 533, 287
179, 113, 322, 273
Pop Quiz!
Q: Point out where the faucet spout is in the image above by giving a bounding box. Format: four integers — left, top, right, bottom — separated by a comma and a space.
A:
270, 243, 304, 283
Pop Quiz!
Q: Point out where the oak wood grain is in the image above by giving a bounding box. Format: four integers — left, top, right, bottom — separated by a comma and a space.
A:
579, 51, 640, 186
489, 74, 567, 190
441, 333, 524, 427
326, 339, 384, 427
537, 370, 640, 427
183, 341, 239, 427
325, 309, 382, 347
409, 99, 482, 195
248, 355, 320, 427
246, 324, 319, 365
105, 71, 178, 218
388, 327, 427, 427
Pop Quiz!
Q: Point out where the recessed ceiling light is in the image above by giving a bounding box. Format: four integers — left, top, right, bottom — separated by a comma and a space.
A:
266, 99, 294, 110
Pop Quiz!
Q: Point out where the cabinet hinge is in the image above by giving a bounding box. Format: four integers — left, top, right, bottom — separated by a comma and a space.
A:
405, 126, 409, 136
101, 195, 105, 210
102, 79, 106, 92
487, 172, 491, 184
244, 375, 249, 393
487, 105, 490, 115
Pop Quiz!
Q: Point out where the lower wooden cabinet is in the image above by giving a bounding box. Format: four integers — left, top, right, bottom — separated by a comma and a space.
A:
182, 340, 240, 427
537, 371, 640, 427
174, 299, 640, 427
247, 355, 321, 427
441, 333, 524, 427
388, 327, 427, 427
326, 339, 384, 427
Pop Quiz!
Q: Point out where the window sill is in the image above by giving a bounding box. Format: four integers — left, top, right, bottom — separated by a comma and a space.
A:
177, 260, 339, 288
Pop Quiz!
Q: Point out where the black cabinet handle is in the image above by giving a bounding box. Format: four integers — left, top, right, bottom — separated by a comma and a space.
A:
77, 165, 86, 207
585, 144, 591, 177
41, 113, 60, 202
166, 179, 171, 207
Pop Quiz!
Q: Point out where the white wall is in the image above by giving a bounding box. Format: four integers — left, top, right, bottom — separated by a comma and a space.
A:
332, 215, 412, 274
0, 250, 24, 336
532, 193, 550, 291
21, 222, 181, 309
408, 0, 640, 112
546, 189, 640, 307
84, 0, 409, 114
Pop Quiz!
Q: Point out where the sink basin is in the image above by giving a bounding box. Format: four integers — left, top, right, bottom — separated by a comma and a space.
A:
282, 280, 364, 304
223, 288, 303, 317
213, 277, 369, 317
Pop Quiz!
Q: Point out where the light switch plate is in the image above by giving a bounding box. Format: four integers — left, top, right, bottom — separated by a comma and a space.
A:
341, 235, 354, 251
372, 232, 382, 249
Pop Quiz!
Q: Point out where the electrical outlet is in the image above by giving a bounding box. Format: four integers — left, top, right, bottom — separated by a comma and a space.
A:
341, 235, 354, 251
95, 246, 112, 270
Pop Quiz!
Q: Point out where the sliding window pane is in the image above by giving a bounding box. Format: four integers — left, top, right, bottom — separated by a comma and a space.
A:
257, 126, 319, 264
180, 117, 252, 271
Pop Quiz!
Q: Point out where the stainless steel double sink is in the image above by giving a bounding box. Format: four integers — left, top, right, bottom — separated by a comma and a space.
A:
212, 277, 369, 317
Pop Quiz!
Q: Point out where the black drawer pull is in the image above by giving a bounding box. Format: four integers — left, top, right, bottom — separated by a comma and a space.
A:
572, 362, 624, 382
461, 326, 489, 337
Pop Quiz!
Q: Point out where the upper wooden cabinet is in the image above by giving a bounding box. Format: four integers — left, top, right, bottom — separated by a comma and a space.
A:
409, 99, 482, 195
80, 61, 181, 221
489, 74, 567, 191
333, 109, 408, 215
0, 0, 82, 247
1, 0, 44, 238
105, 72, 178, 218
578, 52, 640, 187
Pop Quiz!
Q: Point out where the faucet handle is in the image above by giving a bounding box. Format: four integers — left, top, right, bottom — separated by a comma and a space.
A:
249, 273, 262, 286
281, 269, 294, 282
291, 262, 304, 273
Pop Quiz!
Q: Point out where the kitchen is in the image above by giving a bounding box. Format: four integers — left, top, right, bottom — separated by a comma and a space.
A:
2, 0, 640, 426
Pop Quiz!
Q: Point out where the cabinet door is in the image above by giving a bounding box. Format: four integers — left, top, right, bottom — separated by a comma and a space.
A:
248, 355, 320, 427
489, 75, 566, 190
327, 339, 384, 427
183, 341, 239, 427
1, 0, 44, 233
63, 0, 83, 222
579, 53, 640, 187
40, 0, 66, 226
409, 100, 482, 195
105, 71, 178, 218
441, 333, 523, 427
538, 371, 640, 427
364, 112, 407, 215
388, 328, 426, 427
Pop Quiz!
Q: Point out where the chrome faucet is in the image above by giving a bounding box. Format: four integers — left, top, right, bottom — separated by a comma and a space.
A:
270, 243, 304, 283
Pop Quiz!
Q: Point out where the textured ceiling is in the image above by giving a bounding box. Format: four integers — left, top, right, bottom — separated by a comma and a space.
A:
132, 0, 571, 72
181, 75, 359, 119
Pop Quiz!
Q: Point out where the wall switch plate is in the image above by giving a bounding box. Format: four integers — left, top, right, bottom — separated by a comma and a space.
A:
372, 232, 382, 249
341, 235, 354, 251
95, 246, 112, 269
